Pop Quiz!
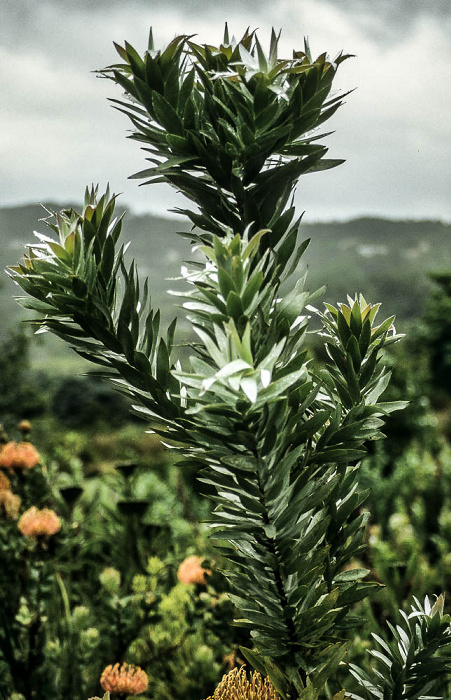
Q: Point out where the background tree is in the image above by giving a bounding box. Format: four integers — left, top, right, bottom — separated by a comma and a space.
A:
417, 270, 451, 396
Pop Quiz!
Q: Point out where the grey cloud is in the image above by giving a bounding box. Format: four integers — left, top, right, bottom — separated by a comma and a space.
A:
325, 0, 451, 21
320, 0, 451, 42
4, 0, 451, 52
2, 0, 450, 221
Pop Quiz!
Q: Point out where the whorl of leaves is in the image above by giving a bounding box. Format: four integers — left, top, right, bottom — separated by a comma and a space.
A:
9, 188, 182, 428
100, 26, 351, 246
349, 595, 451, 700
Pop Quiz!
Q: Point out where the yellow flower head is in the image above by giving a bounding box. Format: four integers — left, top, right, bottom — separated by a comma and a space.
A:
0, 490, 21, 519
177, 555, 211, 586
18, 506, 61, 537
0, 472, 11, 491
204, 666, 280, 700
0, 441, 41, 470
100, 662, 148, 695
18, 420, 32, 434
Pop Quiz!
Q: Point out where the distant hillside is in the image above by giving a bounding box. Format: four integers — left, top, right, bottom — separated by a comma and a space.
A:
1, 203, 450, 369
0, 203, 192, 371
300, 217, 451, 322
0, 203, 192, 342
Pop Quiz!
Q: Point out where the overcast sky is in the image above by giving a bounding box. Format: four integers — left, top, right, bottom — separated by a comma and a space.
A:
1, 0, 450, 222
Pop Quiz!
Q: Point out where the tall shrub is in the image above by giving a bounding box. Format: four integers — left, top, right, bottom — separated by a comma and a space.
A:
9, 28, 451, 698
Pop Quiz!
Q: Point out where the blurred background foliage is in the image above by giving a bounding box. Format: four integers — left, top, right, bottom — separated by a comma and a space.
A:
0, 406, 250, 699
1, 210, 451, 698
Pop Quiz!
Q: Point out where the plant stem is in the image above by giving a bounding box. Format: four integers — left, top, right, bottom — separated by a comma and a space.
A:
253, 448, 307, 690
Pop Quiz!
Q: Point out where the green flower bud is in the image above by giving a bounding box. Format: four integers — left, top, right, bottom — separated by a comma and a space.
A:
146, 556, 165, 576
132, 574, 147, 594
15, 598, 33, 626
99, 567, 121, 595
71, 605, 90, 629
80, 627, 100, 649
194, 644, 214, 664
44, 639, 61, 659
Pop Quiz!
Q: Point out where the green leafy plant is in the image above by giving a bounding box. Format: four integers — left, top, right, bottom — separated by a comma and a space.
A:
349, 595, 451, 700
102, 25, 350, 239
8, 26, 451, 699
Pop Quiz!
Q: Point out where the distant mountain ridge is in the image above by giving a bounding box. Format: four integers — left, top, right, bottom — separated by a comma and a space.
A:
1, 203, 450, 349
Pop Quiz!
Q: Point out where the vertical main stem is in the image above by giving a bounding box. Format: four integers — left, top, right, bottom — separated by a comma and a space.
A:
252, 449, 308, 691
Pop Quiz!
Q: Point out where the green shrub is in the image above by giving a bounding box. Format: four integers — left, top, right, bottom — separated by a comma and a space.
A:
0, 328, 49, 427
51, 376, 133, 430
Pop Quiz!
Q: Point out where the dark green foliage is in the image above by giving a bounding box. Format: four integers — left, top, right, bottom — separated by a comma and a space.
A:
9, 193, 405, 696
371, 341, 437, 462
0, 328, 48, 426
9, 188, 184, 429
416, 270, 451, 395
51, 376, 133, 429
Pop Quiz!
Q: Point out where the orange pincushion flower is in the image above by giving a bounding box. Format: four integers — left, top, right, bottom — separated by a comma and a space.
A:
0, 490, 21, 519
177, 555, 211, 585
18, 506, 61, 537
100, 662, 148, 695
0, 441, 40, 470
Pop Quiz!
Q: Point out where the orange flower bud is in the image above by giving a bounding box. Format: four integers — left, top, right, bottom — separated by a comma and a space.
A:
177, 555, 211, 586
18, 420, 32, 434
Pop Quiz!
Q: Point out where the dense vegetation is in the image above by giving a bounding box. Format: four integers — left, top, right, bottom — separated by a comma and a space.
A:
1, 25, 451, 700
